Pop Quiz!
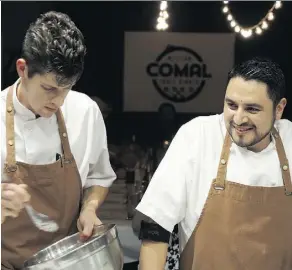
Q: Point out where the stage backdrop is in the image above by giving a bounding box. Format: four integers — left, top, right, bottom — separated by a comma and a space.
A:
123, 32, 235, 113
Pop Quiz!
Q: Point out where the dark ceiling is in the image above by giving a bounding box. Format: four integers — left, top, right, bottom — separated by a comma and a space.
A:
2, 1, 291, 125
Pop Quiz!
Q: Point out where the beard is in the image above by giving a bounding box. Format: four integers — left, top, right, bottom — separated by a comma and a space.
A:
227, 114, 276, 149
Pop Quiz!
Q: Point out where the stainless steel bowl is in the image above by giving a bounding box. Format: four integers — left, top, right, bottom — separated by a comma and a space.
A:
23, 224, 124, 270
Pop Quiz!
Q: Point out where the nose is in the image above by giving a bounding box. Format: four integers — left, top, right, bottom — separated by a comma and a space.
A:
51, 94, 65, 108
233, 108, 248, 126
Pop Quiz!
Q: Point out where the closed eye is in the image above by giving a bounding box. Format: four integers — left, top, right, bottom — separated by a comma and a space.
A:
227, 102, 237, 110
42, 85, 56, 91
246, 107, 260, 113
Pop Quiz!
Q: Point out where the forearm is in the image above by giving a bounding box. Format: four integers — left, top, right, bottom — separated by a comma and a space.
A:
81, 185, 109, 211
139, 240, 168, 270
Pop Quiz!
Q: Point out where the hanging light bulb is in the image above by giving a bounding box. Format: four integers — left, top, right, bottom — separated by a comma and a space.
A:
227, 14, 233, 21
255, 27, 263, 34
223, 6, 229, 13
275, 1, 282, 9
160, 1, 167, 11
235, 26, 241, 33
230, 20, 236, 27
240, 29, 252, 38
268, 12, 274, 20
262, 21, 268, 29
157, 17, 164, 23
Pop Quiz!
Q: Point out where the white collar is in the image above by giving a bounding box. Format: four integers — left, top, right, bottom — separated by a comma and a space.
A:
12, 79, 38, 121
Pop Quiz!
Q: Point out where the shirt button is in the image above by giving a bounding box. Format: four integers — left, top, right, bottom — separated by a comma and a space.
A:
62, 133, 67, 137
283, 165, 288, 171
7, 106, 13, 113
8, 140, 14, 146
220, 159, 226, 165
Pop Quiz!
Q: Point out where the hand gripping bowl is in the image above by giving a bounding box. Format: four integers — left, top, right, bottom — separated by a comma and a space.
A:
23, 224, 124, 270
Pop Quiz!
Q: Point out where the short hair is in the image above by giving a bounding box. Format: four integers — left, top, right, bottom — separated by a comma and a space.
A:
21, 11, 87, 86
227, 57, 286, 107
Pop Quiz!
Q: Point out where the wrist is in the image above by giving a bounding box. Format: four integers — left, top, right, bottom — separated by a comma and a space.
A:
81, 200, 99, 212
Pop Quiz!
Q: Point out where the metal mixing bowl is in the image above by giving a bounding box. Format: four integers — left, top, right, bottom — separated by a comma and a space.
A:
23, 224, 124, 270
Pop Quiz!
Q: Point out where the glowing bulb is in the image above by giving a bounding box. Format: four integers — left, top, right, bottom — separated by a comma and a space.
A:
163, 11, 169, 19
240, 29, 252, 38
156, 21, 168, 30
256, 27, 263, 34
227, 14, 233, 21
160, 1, 167, 11
275, 1, 282, 9
230, 20, 236, 27
223, 7, 229, 13
268, 12, 274, 21
161, 22, 169, 30
262, 21, 268, 29
157, 17, 164, 23
235, 26, 241, 33
156, 24, 162, 30
223, 1, 229, 4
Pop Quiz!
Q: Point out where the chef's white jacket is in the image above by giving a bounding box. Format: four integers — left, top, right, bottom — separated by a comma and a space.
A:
136, 114, 292, 251
1, 80, 116, 189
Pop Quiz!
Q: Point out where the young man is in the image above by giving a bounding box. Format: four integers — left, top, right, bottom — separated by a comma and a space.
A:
135, 58, 292, 270
1, 11, 116, 269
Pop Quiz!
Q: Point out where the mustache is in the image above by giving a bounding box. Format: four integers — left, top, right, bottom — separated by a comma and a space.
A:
230, 121, 255, 128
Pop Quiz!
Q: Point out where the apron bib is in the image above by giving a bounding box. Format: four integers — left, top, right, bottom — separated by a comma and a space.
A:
2, 86, 83, 269
180, 128, 292, 270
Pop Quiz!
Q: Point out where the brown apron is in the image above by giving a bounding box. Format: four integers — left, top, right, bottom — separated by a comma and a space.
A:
180, 128, 292, 270
1, 86, 82, 269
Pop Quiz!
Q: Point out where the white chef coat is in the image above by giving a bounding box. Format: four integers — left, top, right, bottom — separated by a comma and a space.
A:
1, 80, 116, 188
136, 114, 292, 252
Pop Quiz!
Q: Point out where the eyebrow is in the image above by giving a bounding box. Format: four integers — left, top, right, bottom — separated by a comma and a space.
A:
225, 97, 264, 110
41, 83, 58, 90
41, 83, 72, 91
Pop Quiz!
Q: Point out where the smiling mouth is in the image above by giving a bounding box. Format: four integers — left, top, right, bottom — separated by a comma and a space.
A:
233, 126, 254, 134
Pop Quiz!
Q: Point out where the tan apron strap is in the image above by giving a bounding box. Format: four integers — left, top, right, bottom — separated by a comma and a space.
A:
271, 127, 292, 195
5, 86, 17, 173
5, 85, 74, 172
213, 132, 232, 190
55, 109, 74, 162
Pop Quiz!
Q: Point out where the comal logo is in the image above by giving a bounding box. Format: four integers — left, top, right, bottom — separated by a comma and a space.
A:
146, 45, 212, 102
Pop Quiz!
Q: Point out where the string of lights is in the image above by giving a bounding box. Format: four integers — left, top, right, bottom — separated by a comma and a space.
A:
222, 1, 282, 38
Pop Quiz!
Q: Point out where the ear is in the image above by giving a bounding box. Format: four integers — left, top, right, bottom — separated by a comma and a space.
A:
275, 98, 287, 120
16, 58, 28, 78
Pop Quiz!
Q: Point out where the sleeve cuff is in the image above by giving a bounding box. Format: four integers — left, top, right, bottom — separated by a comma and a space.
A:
139, 220, 171, 243
136, 203, 175, 233
84, 177, 116, 189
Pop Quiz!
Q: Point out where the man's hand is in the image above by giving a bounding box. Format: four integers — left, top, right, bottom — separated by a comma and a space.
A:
77, 206, 102, 241
1, 183, 31, 223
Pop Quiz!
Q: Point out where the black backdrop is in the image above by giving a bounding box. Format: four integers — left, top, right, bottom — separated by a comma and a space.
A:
2, 1, 292, 144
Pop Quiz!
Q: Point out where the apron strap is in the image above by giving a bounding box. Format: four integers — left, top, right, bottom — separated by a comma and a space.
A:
271, 127, 292, 195
214, 127, 292, 196
5, 84, 74, 172
213, 131, 232, 190
5, 86, 17, 173
55, 109, 74, 163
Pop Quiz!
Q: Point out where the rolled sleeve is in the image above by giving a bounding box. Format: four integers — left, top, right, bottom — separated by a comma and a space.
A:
84, 102, 116, 189
136, 125, 188, 233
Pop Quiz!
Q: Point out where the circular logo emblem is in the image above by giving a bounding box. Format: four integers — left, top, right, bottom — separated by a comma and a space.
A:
146, 45, 212, 102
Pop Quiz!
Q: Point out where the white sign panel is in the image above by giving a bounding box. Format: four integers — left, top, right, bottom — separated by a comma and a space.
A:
123, 32, 235, 113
